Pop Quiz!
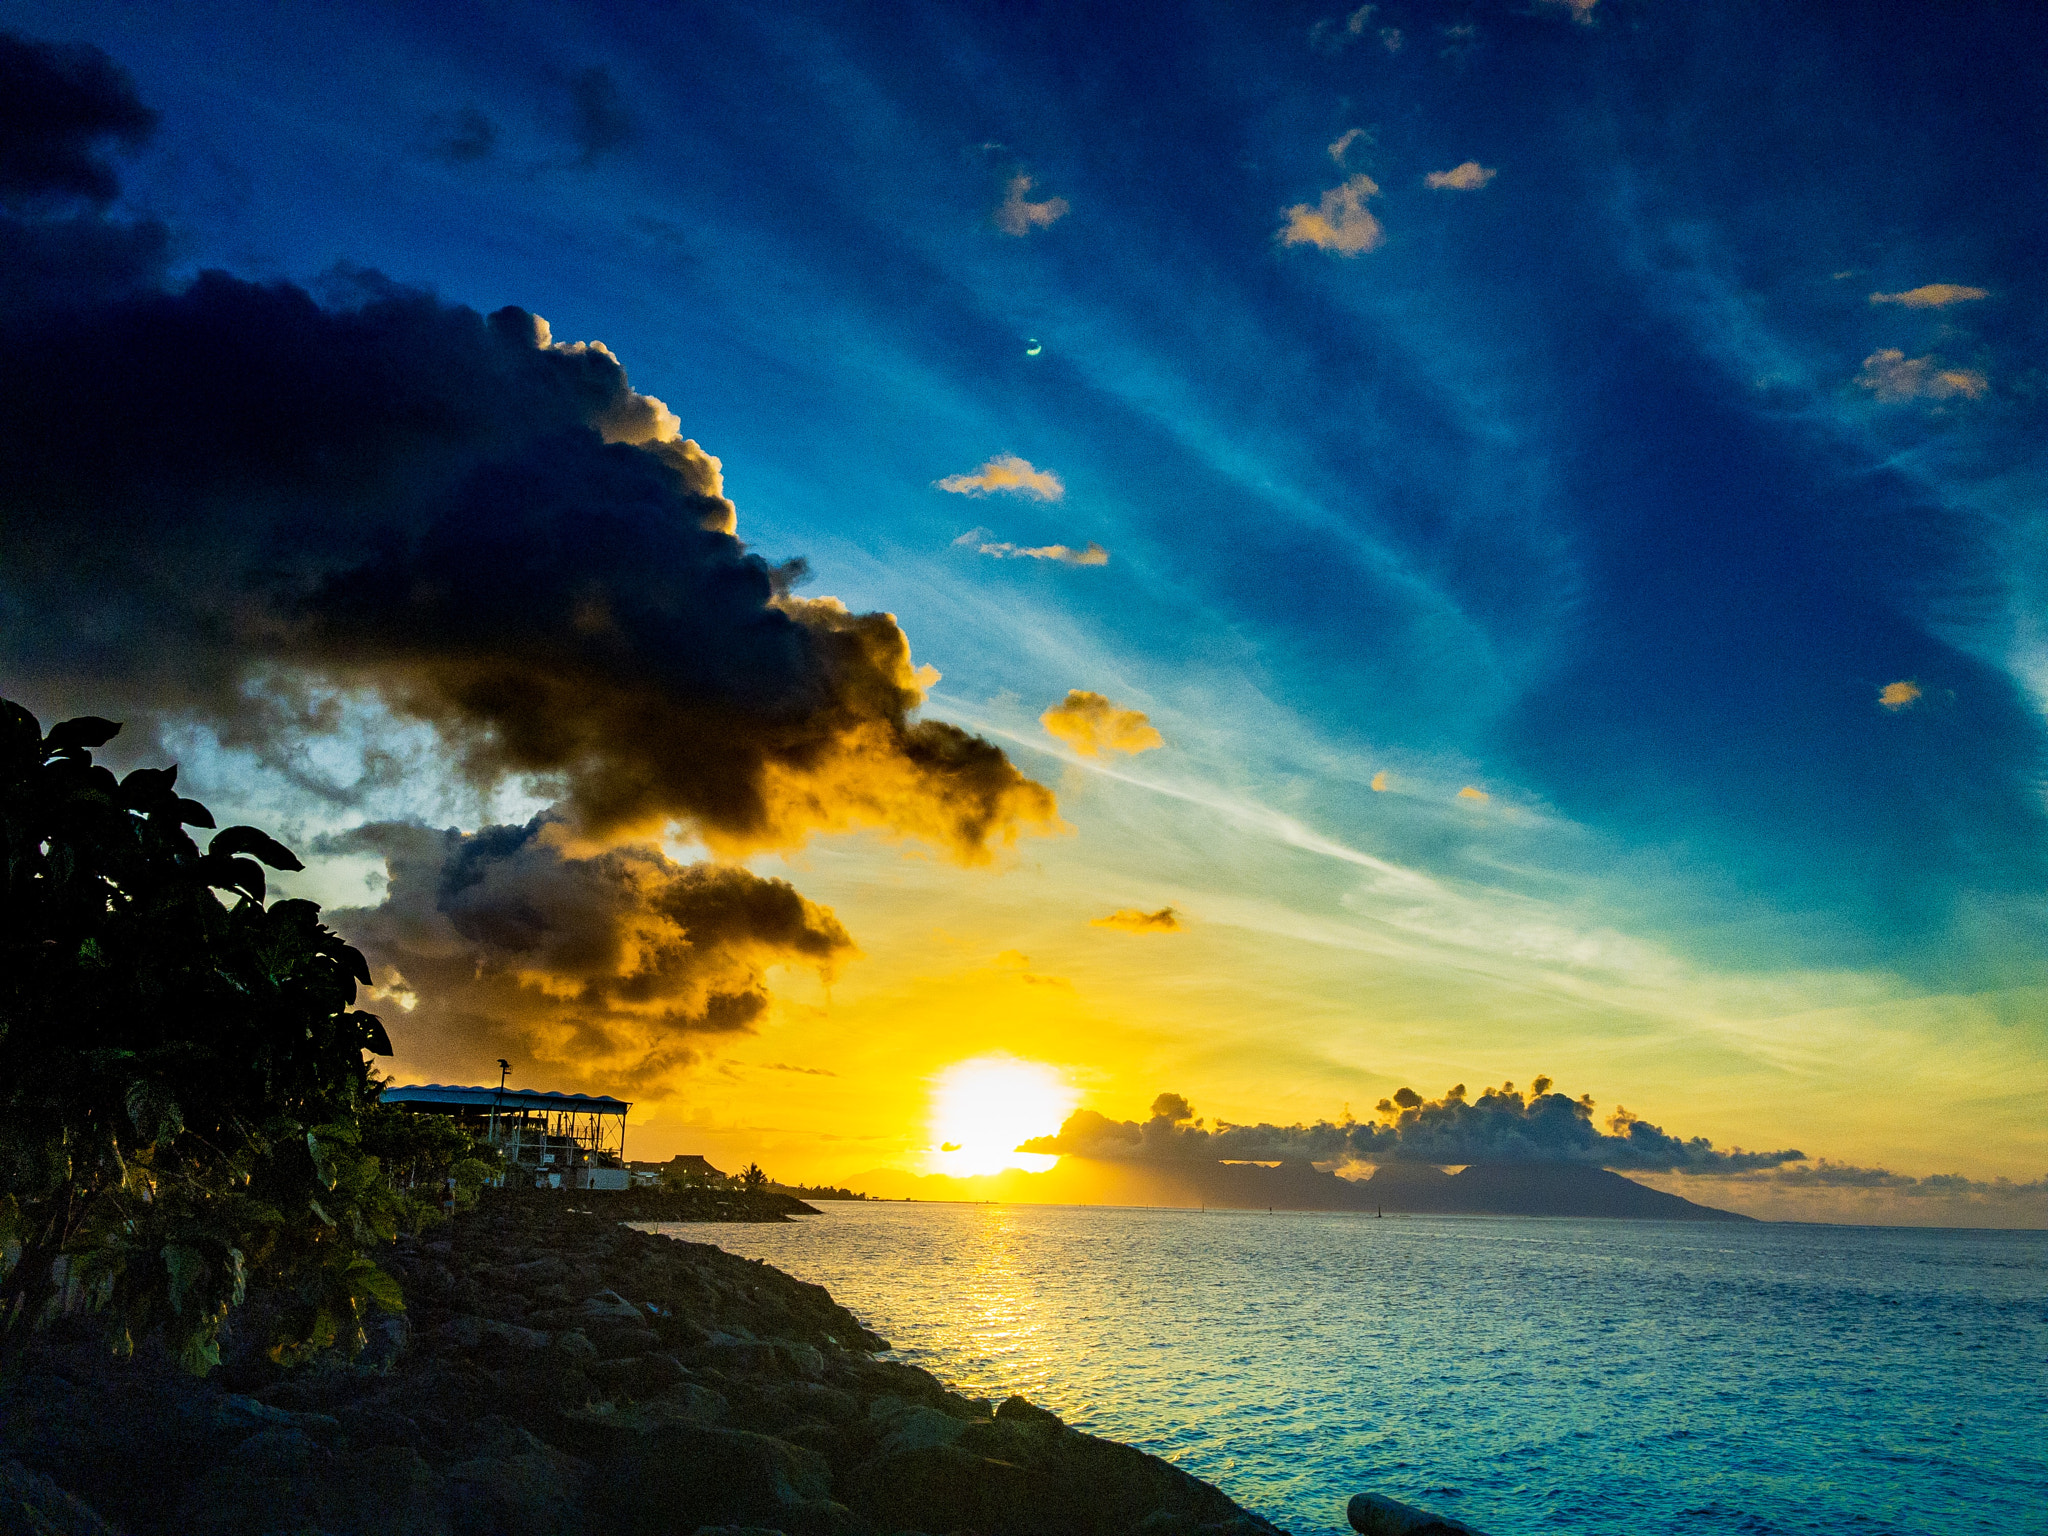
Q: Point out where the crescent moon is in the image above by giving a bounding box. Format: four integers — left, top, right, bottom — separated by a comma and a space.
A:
1025, 339, 1042, 356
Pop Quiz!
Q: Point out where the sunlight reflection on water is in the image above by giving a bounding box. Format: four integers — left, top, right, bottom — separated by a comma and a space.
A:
647, 1203, 2048, 1536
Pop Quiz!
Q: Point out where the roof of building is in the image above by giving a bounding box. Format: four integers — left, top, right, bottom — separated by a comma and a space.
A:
384, 1083, 631, 1112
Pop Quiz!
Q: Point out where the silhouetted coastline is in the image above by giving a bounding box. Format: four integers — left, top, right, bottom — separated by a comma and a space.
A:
0, 1192, 1284, 1536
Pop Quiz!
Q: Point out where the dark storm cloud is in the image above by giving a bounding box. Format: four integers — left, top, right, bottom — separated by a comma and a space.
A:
426, 106, 499, 163
0, 42, 1056, 862
325, 815, 854, 1094
0, 30, 156, 208
1020, 1082, 1804, 1174
567, 66, 634, 165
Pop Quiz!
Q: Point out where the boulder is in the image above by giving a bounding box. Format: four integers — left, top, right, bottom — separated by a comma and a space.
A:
589, 1424, 833, 1536
0, 1460, 123, 1536
847, 1443, 1058, 1536
444, 1424, 589, 1536
1347, 1491, 1485, 1536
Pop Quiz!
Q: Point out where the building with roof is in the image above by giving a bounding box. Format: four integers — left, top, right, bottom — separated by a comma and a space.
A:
384, 1083, 632, 1190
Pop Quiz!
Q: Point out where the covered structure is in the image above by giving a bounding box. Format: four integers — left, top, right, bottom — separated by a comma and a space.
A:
384, 1083, 632, 1190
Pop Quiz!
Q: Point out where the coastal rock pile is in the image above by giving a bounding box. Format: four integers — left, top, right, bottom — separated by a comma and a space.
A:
1, 1195, 1282, 1536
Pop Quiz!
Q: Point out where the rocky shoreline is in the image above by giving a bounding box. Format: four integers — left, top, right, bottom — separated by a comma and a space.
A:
1, 1191, 1286, 1536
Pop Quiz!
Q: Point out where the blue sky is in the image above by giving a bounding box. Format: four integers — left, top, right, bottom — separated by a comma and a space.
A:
5, 0, 2044, 1213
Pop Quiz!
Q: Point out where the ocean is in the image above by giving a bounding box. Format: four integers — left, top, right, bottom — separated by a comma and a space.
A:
649, 1202, 2048, 1536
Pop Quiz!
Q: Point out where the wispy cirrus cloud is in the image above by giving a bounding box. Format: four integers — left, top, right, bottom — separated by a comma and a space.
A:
994, 173, 1068, 236
1535, 0, 1599, 23
1091, 905, 1184, 933
955, 528, 1107, 565
1278, 174, 1384, 256
1869, 284, 1987, 309
1855, 348, 1988, 403
1327, 128, 1367, 166
1425, 161, 1496, 191
1041, 690, 1163, 757
935, 454, 1064, 499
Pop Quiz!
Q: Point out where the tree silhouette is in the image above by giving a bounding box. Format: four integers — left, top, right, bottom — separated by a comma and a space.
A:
0, 700, 411, 1371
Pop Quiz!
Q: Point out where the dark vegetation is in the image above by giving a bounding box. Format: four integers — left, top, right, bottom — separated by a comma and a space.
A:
0, 700, 493, 1374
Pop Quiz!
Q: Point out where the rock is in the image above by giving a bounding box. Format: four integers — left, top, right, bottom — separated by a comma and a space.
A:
1347, 1491, 1485, 1536
587, 1351, 688, 1398
589, 1424, 833, 1536
445, 1425, 589, 1536
873, 1402, 972, 1455
359, 1311, 412, 1373
440, 1315, 550, 1352
847, 1443, 1056, 1536
552, 1328, 598, 1360
171, 1441, 451, 1536
0, 1459, 123, 1536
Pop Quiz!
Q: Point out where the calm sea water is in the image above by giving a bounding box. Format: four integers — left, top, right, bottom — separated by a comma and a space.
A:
649, 1203, 2048, 1536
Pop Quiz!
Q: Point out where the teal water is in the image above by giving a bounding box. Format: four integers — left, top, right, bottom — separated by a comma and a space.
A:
651, 1203, 2048, 1536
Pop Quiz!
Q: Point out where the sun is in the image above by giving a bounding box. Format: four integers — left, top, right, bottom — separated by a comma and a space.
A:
928, 1055, 1075, 1176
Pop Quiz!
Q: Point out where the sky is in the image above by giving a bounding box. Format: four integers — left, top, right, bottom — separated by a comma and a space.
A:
3, 0, 2044, 1225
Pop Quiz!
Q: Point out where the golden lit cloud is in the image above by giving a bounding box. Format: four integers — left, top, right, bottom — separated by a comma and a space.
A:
1091, 906, 1184, 934
1879, 680, 1922, 712
994, 174, 1069, 236
1856, 349, 1988, 403
1328, 127, 1366, 165
1278, 175, 1384, 256
1041, 690, 1165, 757
936, 454, 1065, 499
1425, 161, 1496, 191
957, 529, 1109, 566
1457, 785, 1490, 802
1536, 0, 1599, 21
1370, 770, 1390, 791
1869, 284, 1988, 309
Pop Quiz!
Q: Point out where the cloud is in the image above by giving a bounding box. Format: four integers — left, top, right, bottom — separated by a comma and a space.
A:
0, 54, 1058, 867
994, 174, 1068, 236
1879, 680, 1922, 711
1855, 348, 1988, 403
1370, 771, 1390, 791
959, 532, 1109, 566
1020, 1082, 1805, 1174
1041, 691, 1164, 757
1701, 1160, 2047, 1197
935, 454, 1065, 500
567, 65, 634, 165
1090, 906, 1184, 933
0, 31, 157, 208
1278, 175, 1384, 256
1869, 284, 1988, 309
1379, 28, 1404, 52
326, 815, 853, 1094
1535, 0, 1599, 22
1425, 161, 1496, 191
426, 106, 497, 163
1457, 785, 1490, 801
1327, 128, 1366, 166
1308, 5, 1377, 54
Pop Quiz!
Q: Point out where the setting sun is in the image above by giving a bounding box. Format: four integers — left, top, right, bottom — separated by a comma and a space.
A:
928, 1055, 1075, 1176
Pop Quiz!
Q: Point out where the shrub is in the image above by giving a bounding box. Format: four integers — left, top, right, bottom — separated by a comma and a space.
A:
0, 700, 408, 1372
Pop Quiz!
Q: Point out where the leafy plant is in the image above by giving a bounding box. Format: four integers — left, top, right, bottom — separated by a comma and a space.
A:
0, 699, 404, 1372
739, 1162, 768, 1192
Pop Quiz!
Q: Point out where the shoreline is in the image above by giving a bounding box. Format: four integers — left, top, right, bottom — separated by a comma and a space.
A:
1, 1192, 1289, 1536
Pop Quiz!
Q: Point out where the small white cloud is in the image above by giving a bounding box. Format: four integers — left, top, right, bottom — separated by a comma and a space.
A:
1278, 174, 1384, 256
995, 174, 1069, 236
935, 454, 1065, 500
1425, 161, 1496, 191
1536, 0, 1599, 22
1380, 26, 1403, 51
1328, 127, 1366, 165
1855, 349, 1988, 403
